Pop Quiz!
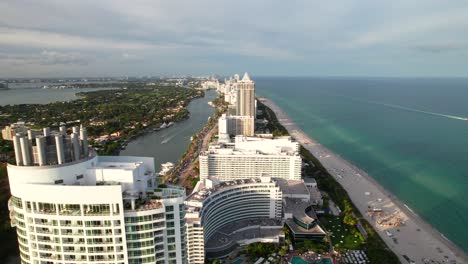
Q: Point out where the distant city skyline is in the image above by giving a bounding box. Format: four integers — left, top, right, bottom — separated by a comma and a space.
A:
0, 0, 467, 78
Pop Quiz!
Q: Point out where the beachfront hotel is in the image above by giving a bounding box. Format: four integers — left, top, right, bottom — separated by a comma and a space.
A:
235, 72, 255, 117
199, 135, 302, 181
217, 72, 256, 136
218, 114, 255, 138
7, 126, 188, 264
185, 177, 282, 263
184, 176, 326, 263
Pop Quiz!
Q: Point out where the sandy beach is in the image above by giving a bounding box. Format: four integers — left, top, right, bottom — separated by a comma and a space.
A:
260, 97, 468, 264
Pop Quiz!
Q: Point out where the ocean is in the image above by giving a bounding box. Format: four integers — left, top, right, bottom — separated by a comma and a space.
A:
256, 77, 468, 253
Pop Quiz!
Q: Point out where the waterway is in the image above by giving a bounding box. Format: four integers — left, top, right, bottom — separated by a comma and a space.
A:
0, 86, 118, 106
120, 89, 217, 170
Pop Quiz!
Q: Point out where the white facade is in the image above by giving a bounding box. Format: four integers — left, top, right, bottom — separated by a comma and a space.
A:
185, 177, 282, 263
218, 114, 254, 137
7, 128, 188, 264
185, 220, 204, 264
200, 136, 301, 181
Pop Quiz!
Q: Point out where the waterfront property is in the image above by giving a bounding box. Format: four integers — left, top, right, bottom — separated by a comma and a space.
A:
199, 135, 301, 181
216, 73, 256, 136
185, 177, 283, 263
278, 178, 327, 243
7, 126, 188, 264
184, 176, 327, 263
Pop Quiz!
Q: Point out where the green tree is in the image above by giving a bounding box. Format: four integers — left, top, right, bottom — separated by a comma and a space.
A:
343, 213, 357, 226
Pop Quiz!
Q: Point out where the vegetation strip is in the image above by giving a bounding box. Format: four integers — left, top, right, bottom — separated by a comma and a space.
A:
258, 100, 400, 264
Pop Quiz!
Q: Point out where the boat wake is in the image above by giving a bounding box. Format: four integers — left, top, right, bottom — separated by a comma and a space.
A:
369, 101, 467, 121
161, 126, 190, 144
161, 136, 173, 144
332, 93, 467, 122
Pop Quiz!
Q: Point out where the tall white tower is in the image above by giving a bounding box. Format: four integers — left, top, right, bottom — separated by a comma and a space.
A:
7, 126, 188, 264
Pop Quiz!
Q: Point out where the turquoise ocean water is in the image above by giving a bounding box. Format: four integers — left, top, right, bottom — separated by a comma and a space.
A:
256, 77, 468, 252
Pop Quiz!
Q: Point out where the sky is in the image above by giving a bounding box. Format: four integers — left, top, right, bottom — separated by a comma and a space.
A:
0, 0, 467, 78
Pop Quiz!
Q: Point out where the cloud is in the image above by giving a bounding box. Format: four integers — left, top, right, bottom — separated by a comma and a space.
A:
0, 50, 92, 66
0, 27, 181, 51
39, 50, 91, 65
0, 0, 467, 77
348, 8, 468, 48
413, 43, 468, 53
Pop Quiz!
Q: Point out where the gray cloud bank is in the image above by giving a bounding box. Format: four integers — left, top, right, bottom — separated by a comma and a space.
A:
0, 0, 467, 77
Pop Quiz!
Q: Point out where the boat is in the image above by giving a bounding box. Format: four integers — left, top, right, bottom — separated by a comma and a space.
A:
167, 122, 174, 127
159, 162, 174, 176
159, 122, 167, 129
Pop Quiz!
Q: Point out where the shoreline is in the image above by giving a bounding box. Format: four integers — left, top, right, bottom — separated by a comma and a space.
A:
259, 97, 468, 264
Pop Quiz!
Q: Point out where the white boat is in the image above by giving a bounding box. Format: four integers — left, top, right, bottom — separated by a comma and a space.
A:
159, 162, 174, 176
160, 122, 167, 129
167, 122, 174, 127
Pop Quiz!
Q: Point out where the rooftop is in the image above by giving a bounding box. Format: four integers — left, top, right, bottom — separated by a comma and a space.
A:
205, 135, 299, 156
276, 179, 310, 196
186, 177, 270, 204
241, 72, 251, 82
94, 161, 145, 171
284, 198, 316, 225
205, 218, 282, 253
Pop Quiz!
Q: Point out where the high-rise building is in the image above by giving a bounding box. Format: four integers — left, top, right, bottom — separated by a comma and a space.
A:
185, 177, 283, 263
218, 114, 255, 138
199, 136, 301, 181
217, 72, 256, 137
7, 126, 188, 264
235, 72, 255, 117
184, 176, 326, 262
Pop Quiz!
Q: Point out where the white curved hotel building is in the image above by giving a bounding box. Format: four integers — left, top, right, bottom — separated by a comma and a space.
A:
185, 177, 283, 263
7, 126, 187, 264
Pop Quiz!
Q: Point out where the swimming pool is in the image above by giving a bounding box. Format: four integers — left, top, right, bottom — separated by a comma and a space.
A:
291, 256, 310, 264
232, 258, 243, 264
317, 259, 332, 264
291, 256, 332, 264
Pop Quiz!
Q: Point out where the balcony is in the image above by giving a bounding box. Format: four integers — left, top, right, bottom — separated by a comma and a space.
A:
123, 198, 163, 212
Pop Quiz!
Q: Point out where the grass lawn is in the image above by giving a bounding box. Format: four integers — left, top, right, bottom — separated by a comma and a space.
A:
320, 215, 364, 250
